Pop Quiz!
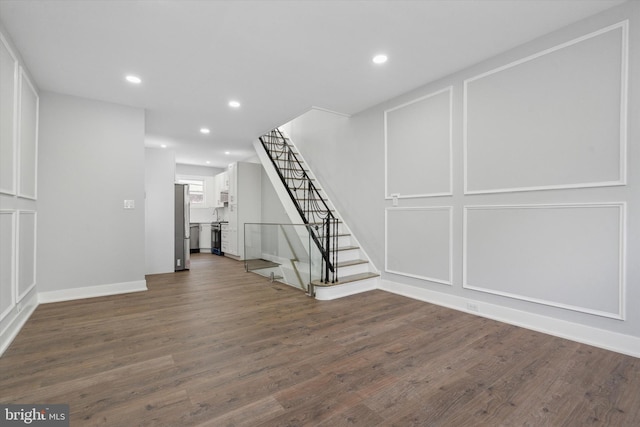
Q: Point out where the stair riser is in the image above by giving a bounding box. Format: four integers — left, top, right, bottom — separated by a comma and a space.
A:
337, 262, 371, 276
315, 234, 351, 247
334, 248, 362, 262
314, 276, 379, 301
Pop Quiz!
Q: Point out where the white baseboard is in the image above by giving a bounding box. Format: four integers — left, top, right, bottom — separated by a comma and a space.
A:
379, 279, 640, 359
315, 277, 379, 301
38, 280, 148, 304
0, 292, 39, 357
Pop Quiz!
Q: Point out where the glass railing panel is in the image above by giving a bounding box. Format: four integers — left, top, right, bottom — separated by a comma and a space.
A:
244, 223, 322, 294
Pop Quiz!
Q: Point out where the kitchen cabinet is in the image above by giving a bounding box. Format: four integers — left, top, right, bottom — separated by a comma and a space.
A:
225, 162, 261, 260
212, 171, 229, 208
221, 222, 229, 254
199, 223, 211, 252
204, 176, 215, 208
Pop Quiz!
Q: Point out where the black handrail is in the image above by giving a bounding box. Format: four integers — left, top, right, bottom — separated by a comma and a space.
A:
259, 128, 338, 283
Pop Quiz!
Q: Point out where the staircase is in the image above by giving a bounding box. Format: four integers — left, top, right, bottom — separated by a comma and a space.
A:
256, 128, 379, 299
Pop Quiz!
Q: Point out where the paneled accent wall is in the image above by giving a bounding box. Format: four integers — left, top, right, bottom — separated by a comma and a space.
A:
385, 87, 452, 198
385, 207, 452, 285
0, 29, 39, 345
464, 21, 627, 194
377, 13, 635, 346
463, 204, 625, 319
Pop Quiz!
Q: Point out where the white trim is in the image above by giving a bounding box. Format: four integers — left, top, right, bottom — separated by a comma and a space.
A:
379, 279, 640, 359
38, 280, 148, 304
463, 181, 626, 196
463, 20, 628, 195
0, 210, 16, 322
384, 86, 453, 199
0, 290, 38, 357
618, 20, 629, 187
16, 210, 37, 302
463, 202, 626, 320
0, 32, 19, 196
314, 276, 378, 301
309, 106, 352, 118
16, 66, 39, 200
385, 206, 453, 285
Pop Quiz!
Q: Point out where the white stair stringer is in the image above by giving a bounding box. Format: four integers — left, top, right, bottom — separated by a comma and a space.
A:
253, 136, 379, 300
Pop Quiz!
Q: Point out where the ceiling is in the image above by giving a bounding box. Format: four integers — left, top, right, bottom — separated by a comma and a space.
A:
0, 0, 626, 169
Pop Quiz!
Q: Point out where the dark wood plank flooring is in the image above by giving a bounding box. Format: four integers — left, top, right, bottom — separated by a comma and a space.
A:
1, 253, 639, 426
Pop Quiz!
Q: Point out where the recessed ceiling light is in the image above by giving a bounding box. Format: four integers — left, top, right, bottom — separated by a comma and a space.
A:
225, 151, 230, 155
228, 100, 241, 108
125, 75, 142, 84
206, 161, 210, 164
372, 54, 388, 65
160, 144, 167, 148
200, 128, 210, 134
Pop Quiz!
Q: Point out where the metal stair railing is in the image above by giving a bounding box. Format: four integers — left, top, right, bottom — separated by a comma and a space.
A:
259, 128, 338, 283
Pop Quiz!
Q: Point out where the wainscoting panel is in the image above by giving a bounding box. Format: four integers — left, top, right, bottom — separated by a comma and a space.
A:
18, 68, 39, 200
386, 207, 452, 284
17, 210, 36, 302
0, 211, 16, 321
385, 87, 452, 198
0, 34, 17, 195
464, 203, 625, 319
464, 21, 627, 194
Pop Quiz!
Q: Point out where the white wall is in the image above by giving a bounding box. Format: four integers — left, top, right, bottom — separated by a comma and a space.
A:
260, 168, 290, 224
145, 148, 175, 274
37, 92, 146, 299
175, 163, 222, 177
285, 1, 640, 355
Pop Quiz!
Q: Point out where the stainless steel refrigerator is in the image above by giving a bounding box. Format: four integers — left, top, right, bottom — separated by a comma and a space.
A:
175, 183, 191, 271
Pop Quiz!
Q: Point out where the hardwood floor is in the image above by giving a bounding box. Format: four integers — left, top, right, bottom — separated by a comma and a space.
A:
1, 253, 639, 426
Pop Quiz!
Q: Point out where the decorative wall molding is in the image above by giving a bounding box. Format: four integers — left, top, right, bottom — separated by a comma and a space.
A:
16, 210, 36, 303
17, 66, 39, 200
38, 280, 148, 304
0, 210, 16, 322
385, 86, 453, 199
463, 203, 626, 319
0, 32, 18, 196
463, 21, 628, 195
385, 206, 453, 285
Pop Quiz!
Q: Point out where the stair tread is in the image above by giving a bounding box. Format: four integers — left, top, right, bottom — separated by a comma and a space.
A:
337, 259, 368, 267
335, 245, 359, 251
312, 272, 379, 287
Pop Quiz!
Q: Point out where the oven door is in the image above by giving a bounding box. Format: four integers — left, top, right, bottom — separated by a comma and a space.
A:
211, 223, 223, 255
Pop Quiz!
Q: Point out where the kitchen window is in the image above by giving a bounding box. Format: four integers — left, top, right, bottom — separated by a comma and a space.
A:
177, 178, 205, 205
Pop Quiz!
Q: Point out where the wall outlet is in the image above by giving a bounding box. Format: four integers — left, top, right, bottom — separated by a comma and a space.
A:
16, 303, 22, 313
177, 259, 181, 267
466, 302, 479, 312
